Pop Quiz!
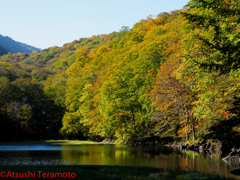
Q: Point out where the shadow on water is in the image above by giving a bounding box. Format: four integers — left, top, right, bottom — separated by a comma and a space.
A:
0, 143, 239, 179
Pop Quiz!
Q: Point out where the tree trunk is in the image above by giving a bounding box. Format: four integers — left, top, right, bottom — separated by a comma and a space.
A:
130, 107, 136, 133
192, 123, 196, 142
185, 110, 188, 141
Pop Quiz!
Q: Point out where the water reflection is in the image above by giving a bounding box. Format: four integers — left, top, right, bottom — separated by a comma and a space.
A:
0, 144, 239, 179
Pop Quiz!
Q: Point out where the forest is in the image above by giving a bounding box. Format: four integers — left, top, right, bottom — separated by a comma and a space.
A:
0, 0, 240, 147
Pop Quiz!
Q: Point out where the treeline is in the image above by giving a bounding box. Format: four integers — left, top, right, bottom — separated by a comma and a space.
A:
1, 0, 240, 144
0, 77, 64, 141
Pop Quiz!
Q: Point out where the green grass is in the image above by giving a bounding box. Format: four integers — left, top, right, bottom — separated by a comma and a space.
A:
0, 165, 236, 180
45, 140, 99, 145
0, 140, 99, 145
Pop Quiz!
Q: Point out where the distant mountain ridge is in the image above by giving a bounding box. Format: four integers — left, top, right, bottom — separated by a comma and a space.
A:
0, 34, 41, 54
0, 46, 8, 56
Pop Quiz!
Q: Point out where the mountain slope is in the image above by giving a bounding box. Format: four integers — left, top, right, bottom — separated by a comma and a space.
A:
0, 34, 41, 54
0, 46, 8, 56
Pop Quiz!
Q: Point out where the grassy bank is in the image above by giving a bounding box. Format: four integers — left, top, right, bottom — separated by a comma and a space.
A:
0, 140, 99, 145
0, 165, 236, 180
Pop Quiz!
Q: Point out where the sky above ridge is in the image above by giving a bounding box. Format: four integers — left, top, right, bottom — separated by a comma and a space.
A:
0, 0, 189, 49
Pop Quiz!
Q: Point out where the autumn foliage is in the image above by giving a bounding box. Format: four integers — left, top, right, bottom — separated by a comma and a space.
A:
1, 0, 240, 143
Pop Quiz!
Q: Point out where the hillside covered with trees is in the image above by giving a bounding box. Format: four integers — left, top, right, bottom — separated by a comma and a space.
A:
0, 0, 240, 148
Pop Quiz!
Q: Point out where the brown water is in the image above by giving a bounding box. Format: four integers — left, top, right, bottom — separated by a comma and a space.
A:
0, 144, 239, 179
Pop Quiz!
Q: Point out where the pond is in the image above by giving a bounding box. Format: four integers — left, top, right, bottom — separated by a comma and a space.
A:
0, 143, 239, 179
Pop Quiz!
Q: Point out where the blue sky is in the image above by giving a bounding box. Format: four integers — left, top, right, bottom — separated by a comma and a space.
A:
0, 0, 189, 49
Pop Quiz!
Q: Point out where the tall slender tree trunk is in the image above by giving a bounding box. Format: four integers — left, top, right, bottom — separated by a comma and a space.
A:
191, 114, 196, 142
192, 123, 195, 142
185, 110, 188, 141
130, 107, 136, 134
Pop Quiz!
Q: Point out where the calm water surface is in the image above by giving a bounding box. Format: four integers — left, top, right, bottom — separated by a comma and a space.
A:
0, 143, 239, 179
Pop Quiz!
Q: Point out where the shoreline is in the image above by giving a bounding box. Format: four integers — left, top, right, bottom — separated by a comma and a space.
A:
1, 139, 239, 164
100, 139, 240, 164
